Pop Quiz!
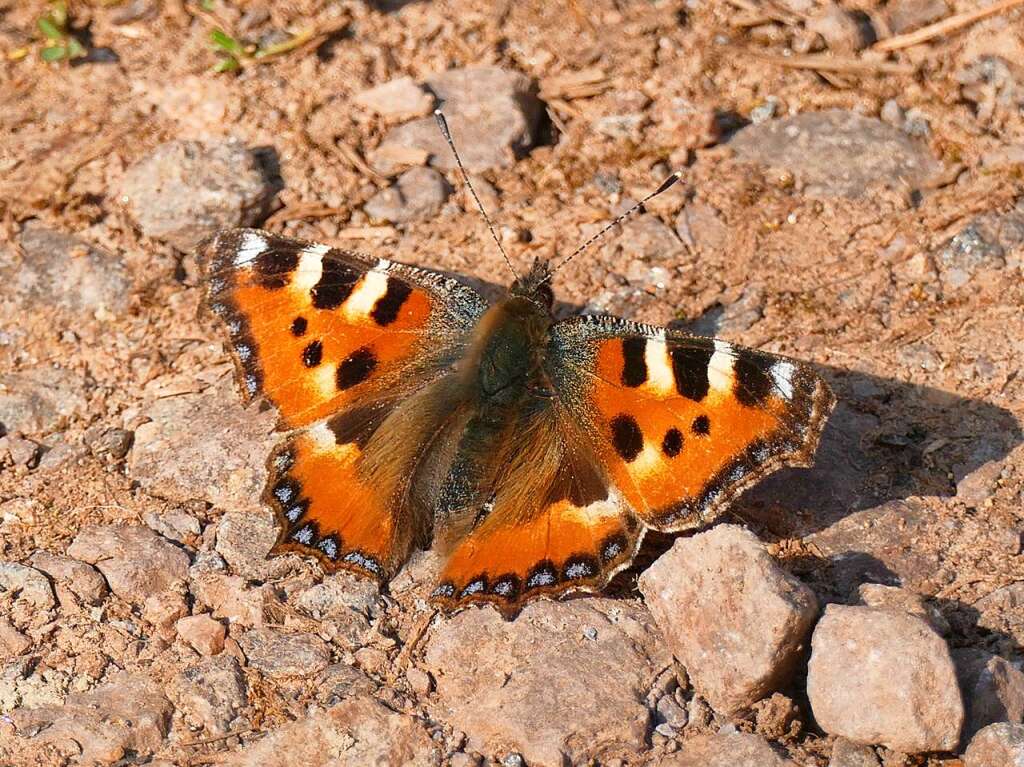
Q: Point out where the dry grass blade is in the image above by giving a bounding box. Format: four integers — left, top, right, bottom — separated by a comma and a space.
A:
539, 68, 610, 101
873, 0, 1024, 51
755, 52, 917, 75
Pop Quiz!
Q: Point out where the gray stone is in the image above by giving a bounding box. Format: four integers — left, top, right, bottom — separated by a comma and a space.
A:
293, 571, 381, 620
729, 110, 941, 198
0, 562, 55, 629
143, 508, 201, 544
168, 654, 247, 736
222, 695, 438, 766
364, 166, 451, 224
0, 366, 87, 437
120, 139, 273, 251
314, 663, 377, 706
829, 738, 880, 767
214, 508, 280, 579
238, 627, 331, 678
659, 731, 797, 766
0, 435, 38, 467
374, 67, 542, 173
639, 525, 818, 716
953, 648, 1024, 744
964, 722, 1024, 767
85, 427, 133, 460
28, 551, 108, 609
807, 604, 963, 752
353, 76, 435, 120
67, 525, 190, 606
11, 672, 172, 764
423, 598, 669, 766
0, 222, 129, 317
977, 582, 1024, 648
616, 214, 683, 264
130, 381, 277, 511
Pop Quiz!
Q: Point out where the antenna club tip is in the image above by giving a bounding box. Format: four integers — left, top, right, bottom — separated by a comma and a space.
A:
433, 108, 443, 116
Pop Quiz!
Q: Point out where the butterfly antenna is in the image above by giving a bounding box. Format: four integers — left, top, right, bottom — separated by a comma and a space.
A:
540, 170, 684, 285
434, 109, 519, 281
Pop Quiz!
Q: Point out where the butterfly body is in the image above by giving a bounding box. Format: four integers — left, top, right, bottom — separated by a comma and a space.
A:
202, 228, 834, 617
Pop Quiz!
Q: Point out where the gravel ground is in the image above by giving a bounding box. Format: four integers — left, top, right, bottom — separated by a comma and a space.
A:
1, 0, 1023, 765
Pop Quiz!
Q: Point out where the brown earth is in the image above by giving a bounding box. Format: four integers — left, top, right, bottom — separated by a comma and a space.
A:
1, 0, 1023, 765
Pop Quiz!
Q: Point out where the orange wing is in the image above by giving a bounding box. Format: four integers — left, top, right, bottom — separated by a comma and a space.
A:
547, 315, 835, 532
200, 229, 487, 578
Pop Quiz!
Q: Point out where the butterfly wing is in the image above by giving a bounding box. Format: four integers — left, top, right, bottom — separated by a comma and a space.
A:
546, 315, 835, 531
200, 229, 488, 579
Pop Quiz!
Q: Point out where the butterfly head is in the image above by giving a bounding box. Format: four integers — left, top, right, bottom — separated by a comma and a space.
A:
509, 257, 555, 313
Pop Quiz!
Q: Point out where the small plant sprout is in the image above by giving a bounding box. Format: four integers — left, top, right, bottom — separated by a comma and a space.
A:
37, 1, 86, 63
209, 27, 317, 73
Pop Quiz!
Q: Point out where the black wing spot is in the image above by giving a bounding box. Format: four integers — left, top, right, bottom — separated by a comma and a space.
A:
254, 245, 300, 289
311, 258, 360, 310
734, 353, 775, 407
692, 415, 711, 436
611, 414, 644, 462
302, 339, 323, 368
291, 316, 308, 336
336, 347, 376, 390
662, 427, 683, 457
370, 278, 413, 326
620, 337, 648, 387
670, 341, 714, 401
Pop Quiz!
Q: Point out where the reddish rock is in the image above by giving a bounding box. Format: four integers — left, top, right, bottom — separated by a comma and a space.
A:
67, 524, 189, 606
423, 598, 670, 766
0, 561, 55, 629
223, 695, 439, 766
190, 572, 274, 627
639, 524, 818, 716
964, 722, 1024, 767
177, 613, 227, 656
658, 731, 797, 766
807, 604, 963, 752
0, 618, 31, 659
28, 550, 108, 609
953, 648, 1024, 744
168, 654, 248, 737
11, 673, 172, 765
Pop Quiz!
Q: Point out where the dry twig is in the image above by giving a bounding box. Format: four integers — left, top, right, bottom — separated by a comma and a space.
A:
874, 0, 1024, 51
755, 52, 917, 76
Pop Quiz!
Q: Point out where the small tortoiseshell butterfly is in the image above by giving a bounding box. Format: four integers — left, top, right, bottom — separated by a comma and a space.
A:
200, 147, 834, 618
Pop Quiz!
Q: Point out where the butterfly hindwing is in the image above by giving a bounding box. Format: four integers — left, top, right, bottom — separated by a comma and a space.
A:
547, 315, 835, 532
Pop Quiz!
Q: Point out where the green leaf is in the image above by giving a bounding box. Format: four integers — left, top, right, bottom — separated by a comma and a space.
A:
210, 29, 243, 55
49, 2, 68, 29
37, 16, 62, 40
40, 45, 66, 62
65, 37, 86, 59
213, 55, 240, 72
200, 0, 214, 9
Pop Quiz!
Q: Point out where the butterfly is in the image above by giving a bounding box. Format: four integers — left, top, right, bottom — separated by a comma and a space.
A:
199, 215, 835, 618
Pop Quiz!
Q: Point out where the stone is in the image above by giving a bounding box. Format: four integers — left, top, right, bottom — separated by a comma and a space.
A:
353, 76, 435, 120
936, 223, 1007, 290
120, 139, 274, 251
753, 693, 800, 740
885, 0, 948, 34
406, 666, 433, 696
964, 723, 1024, 767
143, 590, 189, 639
857, 583, 949, 635
168, 654, 247, 736
0, 562, 55, 629
374, 67, 542, 173
130, 382, 277, 511
806, 5, 870, 53
314, 663, 377, 706
0, 434, 39, 467
177, 613, 227, 656
675, 201, 729, 253
143, 508, 201, 544
222, 695, 438, 766
191, 572, 273, 627
956, 459, 1003, 506
423, 598, 670, 766
214, 508, 280, 579
364, 166, 451, 224
638, 525, 818, 716
659, 732, 797, 766
729, 110, 941, 198
294, 571, 381, 621
238, 627, 330, 678
0, 222, 129, 317
977, 583, 1024, 648
806, 604, 963, 752
0, 619, 31, 659
27, 551, 108, 609
616, 214, 683, 264
0, 366, 87, 437
85, 427, 134, 460
953, 648, 1024, 744
829, 738, 880, 767
67, 525, 190, 606
11, 673, 172, 764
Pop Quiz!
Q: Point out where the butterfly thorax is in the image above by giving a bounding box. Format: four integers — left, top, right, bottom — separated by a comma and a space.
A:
472, 294, 553, 407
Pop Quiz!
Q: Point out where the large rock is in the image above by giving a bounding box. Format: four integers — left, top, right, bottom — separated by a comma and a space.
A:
0, 562, 55, 629
0, 365, 87, 437
953, 648, 1024, 744
130, 382, 277, 510
0, 222, 129, 317
67, 525, 190, 606
238, 627, 331, 678
729, 110, 941, 198
658, 731, 797, 766
638, 525, 818, 715
11, 673, 172, 765
422, 598, 670, 767
964, 722, 1024, 767
168, 654, 248, 736
28, 551, 108, 609
120, 139, 274, 251
353, 76, 435, 121
223, 695, 439, 766
807, 604, 963, 752
373, 67, 542, 173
